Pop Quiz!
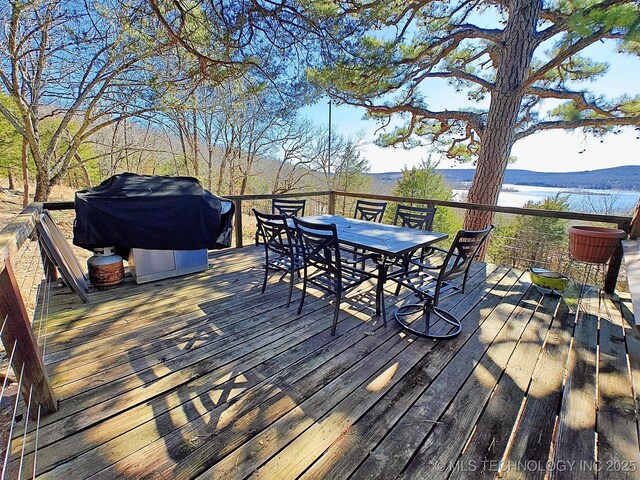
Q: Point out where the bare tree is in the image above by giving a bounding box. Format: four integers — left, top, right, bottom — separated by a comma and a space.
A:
270, 120, 320, 194
0, 0, 156, 200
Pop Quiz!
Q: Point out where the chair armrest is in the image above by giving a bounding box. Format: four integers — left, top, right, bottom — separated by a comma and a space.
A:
409, 259, 443, 270
410, 250, 459, 270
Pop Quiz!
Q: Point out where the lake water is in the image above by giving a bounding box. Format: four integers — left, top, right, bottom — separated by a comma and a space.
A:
453, 184, 640, 214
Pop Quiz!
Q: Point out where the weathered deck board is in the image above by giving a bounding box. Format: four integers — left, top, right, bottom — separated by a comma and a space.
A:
6, 246, 638, 479
550, 290, 599, 480
52, 265, 496, 479
500, 297, 575, 480
597, 298, 640, 480
295, 266, 512, 480
620, 297, 640, 452
451, 292, 560, 480
393, 278, 542, 480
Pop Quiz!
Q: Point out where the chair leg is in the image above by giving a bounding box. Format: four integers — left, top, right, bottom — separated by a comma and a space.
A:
297, 270, 307, 315
261, 263, 269, 294
286, 268, 295, 308
394, 256, 409, 296
380, 285, 386, 327
331, 288, 341, 336
422, 301, 431, 336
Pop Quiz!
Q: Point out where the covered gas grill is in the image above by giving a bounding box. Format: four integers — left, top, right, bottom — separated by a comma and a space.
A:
73, 173, 234, 283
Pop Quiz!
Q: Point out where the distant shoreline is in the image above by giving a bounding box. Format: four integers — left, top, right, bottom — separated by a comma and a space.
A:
451, 184, 640, 214
370, 165, 640, 192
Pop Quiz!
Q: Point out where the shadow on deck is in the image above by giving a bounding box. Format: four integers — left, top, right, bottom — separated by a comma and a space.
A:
8, 246, 640, 479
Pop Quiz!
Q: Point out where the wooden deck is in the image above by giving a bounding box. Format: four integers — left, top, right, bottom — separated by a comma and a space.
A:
8, 246, 640, 479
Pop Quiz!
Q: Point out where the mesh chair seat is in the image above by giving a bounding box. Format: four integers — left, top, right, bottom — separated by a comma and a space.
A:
266, 252, 304, 272
304, 262, 374, 295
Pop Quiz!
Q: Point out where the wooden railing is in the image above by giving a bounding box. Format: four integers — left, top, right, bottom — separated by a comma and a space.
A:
41, 189, 635, 294
0, 203, 56, 414
223, 191, 332, 248
0, 202, 57, 477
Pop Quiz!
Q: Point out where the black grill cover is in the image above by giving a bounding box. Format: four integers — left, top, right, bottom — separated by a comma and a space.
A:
73, 173, 235, 253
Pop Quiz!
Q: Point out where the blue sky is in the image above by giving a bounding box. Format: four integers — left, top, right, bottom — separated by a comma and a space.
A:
301, 41, 640, 173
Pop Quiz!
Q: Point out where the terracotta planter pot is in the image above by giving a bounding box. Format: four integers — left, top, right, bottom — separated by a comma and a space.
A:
568, 226, 625, 264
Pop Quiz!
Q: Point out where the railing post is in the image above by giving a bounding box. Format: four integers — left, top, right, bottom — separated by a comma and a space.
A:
328, 191, 336, 215
604, 220, 629, 294
0, 258, 57, 414
234, 198, 243, 248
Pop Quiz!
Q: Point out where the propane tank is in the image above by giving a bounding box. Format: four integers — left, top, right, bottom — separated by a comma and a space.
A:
88, 247, 124, 288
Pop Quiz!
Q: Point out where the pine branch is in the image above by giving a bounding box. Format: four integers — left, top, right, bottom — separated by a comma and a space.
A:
515, 116, 640, 140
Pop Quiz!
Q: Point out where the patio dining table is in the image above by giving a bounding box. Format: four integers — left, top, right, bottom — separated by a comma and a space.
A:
296, 214, 448, 324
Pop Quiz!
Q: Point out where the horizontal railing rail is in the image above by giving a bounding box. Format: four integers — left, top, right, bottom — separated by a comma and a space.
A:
0, 203, 43, 266
223, 191, 332, 249
333, 191, 632, 227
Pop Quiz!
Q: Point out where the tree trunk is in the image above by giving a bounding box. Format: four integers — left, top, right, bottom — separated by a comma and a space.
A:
7, 168, 15, 190
76, 154, 92, 188
192, 109, 199, 177
240, 174, 248, 196
34, 172, 50, 202
21, 137, 29, 207
207, 145, 214, 191
217, 152, 228, 194
177, 126, 190, 176
464, 0, 541, 240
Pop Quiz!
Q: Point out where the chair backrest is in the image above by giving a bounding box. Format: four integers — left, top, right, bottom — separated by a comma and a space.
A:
354, 199, 387, 223
394, 204, 437, 231
293, 217, 341, 275
253, 209, 296, 258
272, 198, 306, 217
439, 225, 494, 287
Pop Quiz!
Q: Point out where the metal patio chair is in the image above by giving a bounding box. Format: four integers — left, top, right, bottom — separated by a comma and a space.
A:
253, 209, 303, 308
272, 198, 306, 217
391, 204, 438, 292
387, 225, 494, 339
393, 204, 436, 231
293, 217, 377, 336
255, 198, 306, 246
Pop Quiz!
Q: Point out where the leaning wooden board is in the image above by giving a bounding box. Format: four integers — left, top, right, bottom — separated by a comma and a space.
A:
36, 211, 89, 303
622, 239, 640, 328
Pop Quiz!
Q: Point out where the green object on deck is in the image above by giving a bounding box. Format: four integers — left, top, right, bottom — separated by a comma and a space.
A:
528, 268, 570, 294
